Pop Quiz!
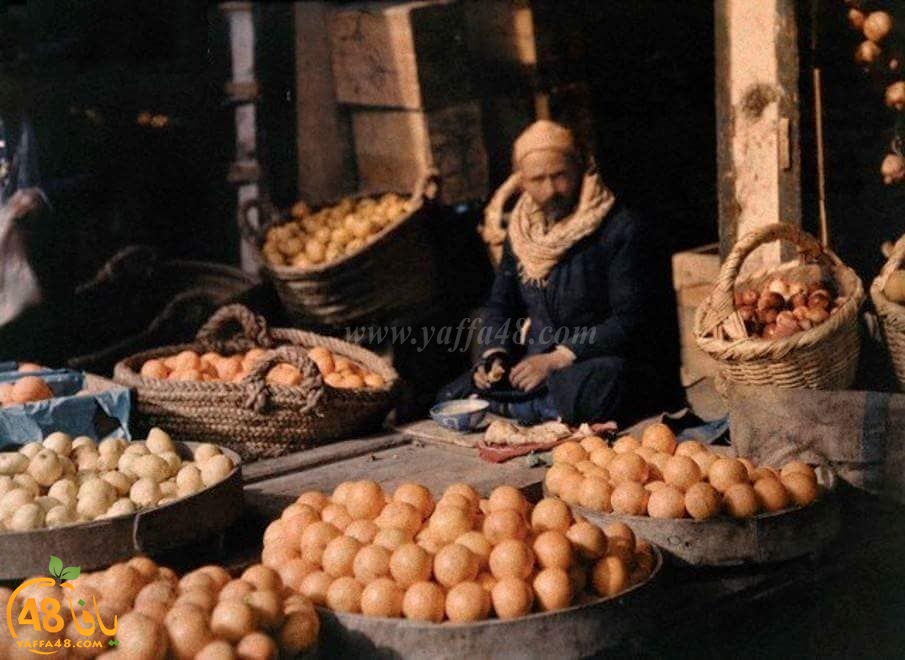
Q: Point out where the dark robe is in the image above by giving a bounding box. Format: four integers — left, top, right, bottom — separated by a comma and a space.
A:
439, 202, 682, 426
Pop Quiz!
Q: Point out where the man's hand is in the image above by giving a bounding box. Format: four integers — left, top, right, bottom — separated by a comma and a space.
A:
510, 347, 575, 392
7, 189, 46, 220
473, 349, 508, 390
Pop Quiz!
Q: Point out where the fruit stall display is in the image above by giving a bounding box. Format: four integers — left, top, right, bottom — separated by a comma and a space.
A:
0, 428, 243, 579
542, 424, 839, 565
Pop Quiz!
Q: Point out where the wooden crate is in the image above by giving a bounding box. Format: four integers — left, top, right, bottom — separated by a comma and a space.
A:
351, 101, 489, 205
672, 244, 721, 385
463, 0, 589, 89
327, 0, 471, 110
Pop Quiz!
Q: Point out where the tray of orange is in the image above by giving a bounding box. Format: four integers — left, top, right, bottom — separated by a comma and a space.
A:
258, 480, 663, 660
542, 423, 840, 566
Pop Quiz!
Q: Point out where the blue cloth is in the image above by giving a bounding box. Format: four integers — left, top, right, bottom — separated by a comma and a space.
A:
447, 202, 681, 425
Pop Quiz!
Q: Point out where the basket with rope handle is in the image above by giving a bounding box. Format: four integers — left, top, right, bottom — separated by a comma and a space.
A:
871, 233, 905, 390
694, 223, 864, 394
240, 171, 442, 330
114, 304, 400, 460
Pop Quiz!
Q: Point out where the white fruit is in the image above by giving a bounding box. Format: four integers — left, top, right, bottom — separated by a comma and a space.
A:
13, 473, 41, 497
77, 494, 109, 521
118, 452, 140, 478
98, 437, 127, 455
176, 465, 203, 496
123, 443, 150, 457
146, 428, 175, 455
27, 449, 63, 487
75, 450, 99, 472
159, 480, 178, 498
78, 478, 116, 506
96, 451, 122, 472
18, 442, 43, 460
200, 455, 232, 487
9, 503, 44, 531
45, 505, 75, 528
0, 453, 28, 476
57, 455, 76, 477
0, 488, 34, 521
101, 471, 134, 496
158, 451, 182, 477
134, 455, 170, 482
194, 443, 221, 463
0, 475, 12, 498
130, 478, 162, 508
75, 470, 99, 486
105, 498, 136, 518
71, 436, 97, 453
43, 432, 73, 457
34, 496, 63, 513
48, 479, 77, 505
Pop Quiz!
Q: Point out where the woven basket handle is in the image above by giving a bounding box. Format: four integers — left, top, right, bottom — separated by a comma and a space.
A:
242, 345, 324, 414
878, 234, 905, 282
703, 223, 841, 330
195, 304, 274, 354
239, 197, 282, 244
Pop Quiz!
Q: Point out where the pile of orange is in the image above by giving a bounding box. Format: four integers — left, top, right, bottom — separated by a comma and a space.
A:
139, 346, 386, 390
260, 480, 655, 623
0, 557, 319, 659
545, 423, 822, 520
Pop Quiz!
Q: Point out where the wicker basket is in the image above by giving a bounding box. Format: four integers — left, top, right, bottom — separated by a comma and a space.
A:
241, 173, 441, 330
113, 305, 400, 460
870, 234, 905, 390
694, 223, 864, 393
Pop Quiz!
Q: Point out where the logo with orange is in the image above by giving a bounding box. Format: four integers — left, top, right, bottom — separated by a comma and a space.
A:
5, 556, 118, 655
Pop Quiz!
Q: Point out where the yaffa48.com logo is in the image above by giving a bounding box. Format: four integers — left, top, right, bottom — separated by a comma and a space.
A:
4, 556, 118, 655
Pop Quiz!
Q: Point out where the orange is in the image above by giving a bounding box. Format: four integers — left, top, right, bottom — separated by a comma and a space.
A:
280, 610, 320, 654
557, 473, 585, 505
246, 589, 284, 630
236, 632, 279, 660
551, 441, 588, 464
753, 477, 791, 512
722, 483, 759, 518
613, 436, 641, 453
164, 605, 212, 660
589, 446, 617, 469
295, 490, 328, 512
322, 535, 363, 578
674, 440, 704, 458
443, 483, 481, 509
353, 544, 392, 583
298, 571, 333, 607
491, 577, 534, 619
611, 482, 649, 516
389, 543, 432, 588
533, 568, 573, 612
360, 577, 404, 618
662, 456, 703, 492
219, 579, 255, 603
646, 485, 686, 518
210, 600, 258, 643
455, 531, 493, 569
566, 521, 608, 560
345, 480, 386, 520
345, 519, 380, 545
393, 482, 435, 519
429, 505, 473, 543
591, 556, 629, 598
532, 530, 574, 570
241, 565, 282, 592
487, 485, 529, 516
402, 581, 445, 622
530, 497, 573, 533
577, 477, 613, 512
708, 458, 749, 493
445, 581, 490, 622
488, 539, 535, 580
375, 501, 422, 536
373, 527, 411, 552
482, 509, 529, 544
544, 463, 580, 495
276, 559, 317, 592
608, 453, 649, 484
641, 423, 677, 455
299, 521, 342, 564
780, 460, 816, 482
433, 543, 480, 588
326, 576, 364, 613
321, 502, 353, 531
781, 473, 819, 506
684, 482, 720, 521
580, 435, 608, 453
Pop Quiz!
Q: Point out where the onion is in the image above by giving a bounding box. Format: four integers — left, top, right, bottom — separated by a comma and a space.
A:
848, 8, 866, 31
741, 290, 759, 307
864, 11, 893, 43
881, 154, 905, 185
885, 82, 905, 111
854, 40, 882, 66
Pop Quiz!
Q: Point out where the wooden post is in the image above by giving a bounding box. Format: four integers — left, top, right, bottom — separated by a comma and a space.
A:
715, 0, 802, 269
294, 2, 356, 205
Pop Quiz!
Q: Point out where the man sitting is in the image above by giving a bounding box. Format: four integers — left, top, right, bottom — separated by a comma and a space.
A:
438, 120, 681, 426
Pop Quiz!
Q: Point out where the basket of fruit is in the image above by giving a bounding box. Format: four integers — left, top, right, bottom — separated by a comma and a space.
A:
0, 428, 243, 579
260, 480, 662, 659
241, 172, 441, 329
113, 305, 400, 460
694, 223, 864, 392
870, 234, 905, 390
542, 424, 839, 565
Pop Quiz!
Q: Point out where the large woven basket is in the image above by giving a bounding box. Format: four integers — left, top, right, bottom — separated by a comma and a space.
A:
113, 305, 400, 460
694, 223, 864, 393
241, 173, 441, 330
870, 234, 905, 390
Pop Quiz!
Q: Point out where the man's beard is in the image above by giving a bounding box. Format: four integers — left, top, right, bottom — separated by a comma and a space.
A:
541, 194, 577, 224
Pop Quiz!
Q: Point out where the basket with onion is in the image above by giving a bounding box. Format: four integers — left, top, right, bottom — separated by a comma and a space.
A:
694, 223, 864, 393
240, 173, 441, 329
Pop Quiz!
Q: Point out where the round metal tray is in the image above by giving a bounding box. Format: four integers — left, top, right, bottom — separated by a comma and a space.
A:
567, 471, 839, 566
315, 545, 663, 660
0, 441, 244, 580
